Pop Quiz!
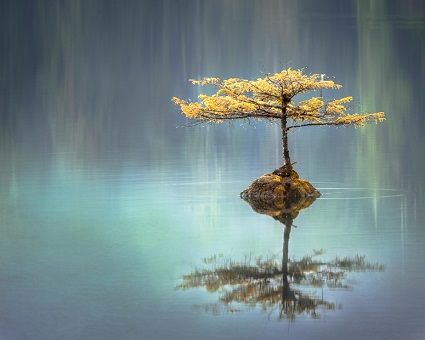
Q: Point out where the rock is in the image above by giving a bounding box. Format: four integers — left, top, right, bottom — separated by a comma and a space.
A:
240, 169, 320, 220
241, 171, 320, 200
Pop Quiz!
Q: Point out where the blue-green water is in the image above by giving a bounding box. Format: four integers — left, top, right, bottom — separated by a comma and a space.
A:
1, 1, 425, 339
0, 135, 423, 339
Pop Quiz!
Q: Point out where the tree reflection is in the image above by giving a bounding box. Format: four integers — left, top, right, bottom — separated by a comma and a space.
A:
177, 195, 384, 320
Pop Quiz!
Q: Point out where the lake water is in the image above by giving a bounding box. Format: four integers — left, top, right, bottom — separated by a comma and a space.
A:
1, 1, 425, 339
1, 134, 423, 339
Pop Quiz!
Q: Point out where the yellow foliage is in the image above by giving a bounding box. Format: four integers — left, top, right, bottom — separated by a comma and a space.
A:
334, 112, 385, 127
172, 68, 384, 128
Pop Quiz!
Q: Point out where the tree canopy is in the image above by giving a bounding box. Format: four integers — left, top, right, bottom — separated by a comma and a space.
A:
172, 68, 385, 129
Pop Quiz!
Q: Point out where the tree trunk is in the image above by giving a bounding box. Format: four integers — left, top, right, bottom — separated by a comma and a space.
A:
282, 223, 291, 284
281, 116, 292, 170
280, 223, 295, 317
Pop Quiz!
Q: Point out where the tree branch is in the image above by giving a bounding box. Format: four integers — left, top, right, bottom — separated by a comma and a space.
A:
287, 121, 357, 130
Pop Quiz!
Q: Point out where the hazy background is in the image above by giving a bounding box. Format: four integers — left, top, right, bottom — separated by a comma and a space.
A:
1, 0, 424, 186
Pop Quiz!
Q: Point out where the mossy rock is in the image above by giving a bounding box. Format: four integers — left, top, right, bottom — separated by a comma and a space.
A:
240, 170, 320, 219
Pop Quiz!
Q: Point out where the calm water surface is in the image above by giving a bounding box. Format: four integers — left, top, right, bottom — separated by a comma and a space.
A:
0, 140, 423, 339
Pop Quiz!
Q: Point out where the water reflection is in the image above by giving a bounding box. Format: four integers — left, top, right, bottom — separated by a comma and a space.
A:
177, 196, 384, 320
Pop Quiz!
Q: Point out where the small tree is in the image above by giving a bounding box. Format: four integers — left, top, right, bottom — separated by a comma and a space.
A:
173, 68, 384, 173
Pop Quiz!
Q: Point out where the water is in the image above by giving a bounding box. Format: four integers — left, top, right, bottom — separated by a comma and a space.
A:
0, 136, 423, 339
1, 1, 425, 339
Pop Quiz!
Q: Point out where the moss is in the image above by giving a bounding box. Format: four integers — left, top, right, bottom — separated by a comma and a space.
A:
241, 170, 320, 200
240, 170, 320, 219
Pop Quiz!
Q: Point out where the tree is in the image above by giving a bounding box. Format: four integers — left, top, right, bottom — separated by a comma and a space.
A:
172, 68, 385, 173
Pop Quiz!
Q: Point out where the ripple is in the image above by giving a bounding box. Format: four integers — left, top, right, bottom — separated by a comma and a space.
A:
316, 187, 406, 200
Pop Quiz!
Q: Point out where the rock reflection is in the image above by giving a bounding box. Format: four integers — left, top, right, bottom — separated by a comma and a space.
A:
177, 195, 385, 320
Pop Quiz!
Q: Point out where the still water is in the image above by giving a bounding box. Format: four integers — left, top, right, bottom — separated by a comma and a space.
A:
1, 0, 425, 339
0, 135, 423, 339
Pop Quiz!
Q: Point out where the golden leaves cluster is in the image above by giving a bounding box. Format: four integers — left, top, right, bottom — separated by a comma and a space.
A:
172, 68, 385, 128
333, 113, 386, 127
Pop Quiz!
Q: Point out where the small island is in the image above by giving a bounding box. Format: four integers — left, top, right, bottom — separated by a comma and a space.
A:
240, 166, 320, 205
